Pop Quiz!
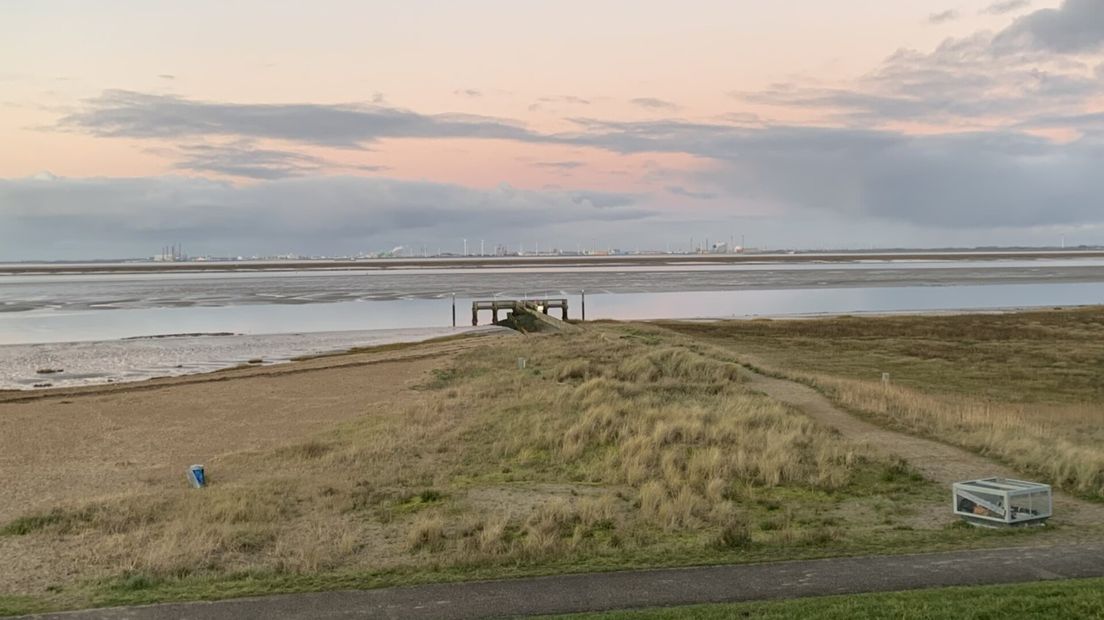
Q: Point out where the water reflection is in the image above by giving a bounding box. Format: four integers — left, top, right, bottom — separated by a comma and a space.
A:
2, 282, 1102, 345
586, 283, 1104, 320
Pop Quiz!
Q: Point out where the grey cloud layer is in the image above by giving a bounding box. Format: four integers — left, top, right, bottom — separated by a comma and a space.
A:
666, 186, 718, 200
0, 175, 650, 259
630, 97, 681, 111
532, 160, 586, 170
561, 120, 1104, 228
168, 143, 329, 179
996, 0, 1104, 53
929, 10, 960, 24
743, 1, 1104, 128
165, 142, 387, 179
47, 85, 1104, 232
983, 0, 1032, 16
61, 90, 543, 148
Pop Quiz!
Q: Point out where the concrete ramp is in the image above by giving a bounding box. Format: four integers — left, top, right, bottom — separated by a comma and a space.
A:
498, 302, 581, 333
471, 298, 580, 333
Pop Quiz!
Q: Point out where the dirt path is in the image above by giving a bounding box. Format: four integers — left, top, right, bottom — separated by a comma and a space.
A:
0, 334, 504, 523
740, 368, 1104, 527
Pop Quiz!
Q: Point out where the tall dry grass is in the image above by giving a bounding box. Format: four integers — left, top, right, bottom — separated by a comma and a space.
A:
0, 327, 894, 593
478, 340, 859, 540
662, 311, 1104, 499
781, 369, 1104, 498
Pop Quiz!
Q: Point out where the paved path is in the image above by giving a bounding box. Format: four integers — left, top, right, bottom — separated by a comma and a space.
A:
739, 368, 1104, 527
17, 543, 1104, 619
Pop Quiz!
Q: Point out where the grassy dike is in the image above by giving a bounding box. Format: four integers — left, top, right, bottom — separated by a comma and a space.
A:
0, 322, 1058, 615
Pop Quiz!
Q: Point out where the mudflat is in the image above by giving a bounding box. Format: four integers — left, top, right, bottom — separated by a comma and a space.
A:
4, 249, 1104, 275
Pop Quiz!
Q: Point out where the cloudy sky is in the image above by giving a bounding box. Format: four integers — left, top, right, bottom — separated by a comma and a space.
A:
2, 0, 1104, 259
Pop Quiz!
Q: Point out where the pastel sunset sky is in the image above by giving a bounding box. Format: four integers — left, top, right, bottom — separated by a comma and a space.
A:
2, 0, 1103, 259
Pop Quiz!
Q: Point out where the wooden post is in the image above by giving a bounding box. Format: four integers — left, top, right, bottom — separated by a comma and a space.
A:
451, 293, 456, 327
881, 372, 890, 412
472, 305, 478, 326
492, 307, 499, 323
581, 289, 586, 321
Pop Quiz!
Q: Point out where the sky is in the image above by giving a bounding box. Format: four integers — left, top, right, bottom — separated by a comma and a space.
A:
2, 0, 1104, 259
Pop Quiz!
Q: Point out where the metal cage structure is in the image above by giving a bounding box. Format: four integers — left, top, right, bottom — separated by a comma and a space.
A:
952, 478, 1052, 527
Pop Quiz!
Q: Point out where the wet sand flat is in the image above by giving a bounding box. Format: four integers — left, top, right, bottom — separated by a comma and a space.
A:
6, 261, 1104, 313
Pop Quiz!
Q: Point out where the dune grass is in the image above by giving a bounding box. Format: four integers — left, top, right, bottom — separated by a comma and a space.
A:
541, 577, 1104, 619
0, 324, 1021, 615
663, 307, 1104, 499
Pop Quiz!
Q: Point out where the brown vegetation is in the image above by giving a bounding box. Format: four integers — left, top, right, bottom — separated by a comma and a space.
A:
774, 372, 1104, 498
0, 325, 966, 611
664, 307, 1104, 498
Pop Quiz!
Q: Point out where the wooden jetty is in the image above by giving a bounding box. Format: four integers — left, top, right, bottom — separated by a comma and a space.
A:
472, 298, 568, 325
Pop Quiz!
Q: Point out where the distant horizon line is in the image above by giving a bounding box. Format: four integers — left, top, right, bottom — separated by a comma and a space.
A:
3, 245, 1104, 267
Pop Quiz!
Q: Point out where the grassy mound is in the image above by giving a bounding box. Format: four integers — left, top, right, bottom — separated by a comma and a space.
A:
0, 324, 1017, 613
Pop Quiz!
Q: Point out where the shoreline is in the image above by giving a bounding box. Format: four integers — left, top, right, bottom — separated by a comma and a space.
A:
0, 326, 505, 393
4, 249, 1104, 275
4, 304, 1099, 394
0, 329, 506, 404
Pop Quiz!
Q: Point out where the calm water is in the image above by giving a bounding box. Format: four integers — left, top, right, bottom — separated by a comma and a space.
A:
1, 259, 1102, 389
2, 282, 1103, 346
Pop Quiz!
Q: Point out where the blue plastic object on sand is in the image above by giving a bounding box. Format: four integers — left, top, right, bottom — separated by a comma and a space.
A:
188, 464, 206, 488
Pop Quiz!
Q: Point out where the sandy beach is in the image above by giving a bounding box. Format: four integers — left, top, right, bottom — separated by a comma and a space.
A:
0, 333, 500, 524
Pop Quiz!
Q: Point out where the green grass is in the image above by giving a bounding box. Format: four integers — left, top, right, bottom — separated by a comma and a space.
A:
0, 507, 93, 536
0, 595, 52, 618
0, 524, 1055, 618
540, 577, 1104, 619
